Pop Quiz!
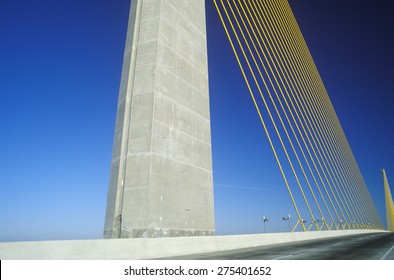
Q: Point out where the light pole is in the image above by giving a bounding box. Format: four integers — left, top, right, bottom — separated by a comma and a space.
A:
282, 214, 291, 232
262, 216, 270, 233
316, 218, 324, 230
338, 219, 344, 229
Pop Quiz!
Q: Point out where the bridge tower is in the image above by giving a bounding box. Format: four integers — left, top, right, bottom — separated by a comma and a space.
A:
383, 169, 394, 231
104, 0, 215, 238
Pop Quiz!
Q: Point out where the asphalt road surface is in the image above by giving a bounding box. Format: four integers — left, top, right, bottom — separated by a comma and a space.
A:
167, 232, 394, 260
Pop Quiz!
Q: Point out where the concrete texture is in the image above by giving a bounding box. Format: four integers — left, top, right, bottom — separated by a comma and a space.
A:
104, 0, 214, 238
0, 230, 386, 260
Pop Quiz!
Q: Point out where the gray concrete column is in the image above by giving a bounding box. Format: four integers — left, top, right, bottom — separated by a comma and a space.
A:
104, 0, 215, 238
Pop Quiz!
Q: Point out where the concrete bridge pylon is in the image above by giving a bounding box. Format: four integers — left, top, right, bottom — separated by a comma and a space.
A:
104, 0, 215, 239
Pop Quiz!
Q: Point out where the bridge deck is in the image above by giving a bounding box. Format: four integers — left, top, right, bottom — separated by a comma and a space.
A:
0, 230, 386, 260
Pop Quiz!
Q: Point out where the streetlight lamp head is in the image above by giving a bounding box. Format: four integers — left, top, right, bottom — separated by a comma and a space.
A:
282, 214, 291, 221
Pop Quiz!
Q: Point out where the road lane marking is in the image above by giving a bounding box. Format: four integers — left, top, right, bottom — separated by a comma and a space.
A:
333, 242, 343, 246
294, 250, 307, 255
273, 254, 293, 260
380, 245, 394, 260
273, 250, 307, 259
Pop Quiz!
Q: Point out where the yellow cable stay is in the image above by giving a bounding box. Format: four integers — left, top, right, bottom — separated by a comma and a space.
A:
212, 0, 383, 230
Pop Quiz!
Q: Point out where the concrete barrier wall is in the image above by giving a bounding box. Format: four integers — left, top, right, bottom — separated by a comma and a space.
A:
0, 230, 385, 260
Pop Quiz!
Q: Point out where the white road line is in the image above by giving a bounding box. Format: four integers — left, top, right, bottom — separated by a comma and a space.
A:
273, 250, 307, 260
333, 242, 343, 246
273, 255, 293, 260
380, 245, 394, 260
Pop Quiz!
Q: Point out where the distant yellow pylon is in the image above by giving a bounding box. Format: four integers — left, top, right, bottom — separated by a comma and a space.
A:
382, 169, 394, 231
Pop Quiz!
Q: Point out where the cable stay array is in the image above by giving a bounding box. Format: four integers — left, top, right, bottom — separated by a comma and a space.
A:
213, 0, 383, 231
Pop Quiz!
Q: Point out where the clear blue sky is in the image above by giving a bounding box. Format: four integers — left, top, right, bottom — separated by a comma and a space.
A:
0, 0, 393, 241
